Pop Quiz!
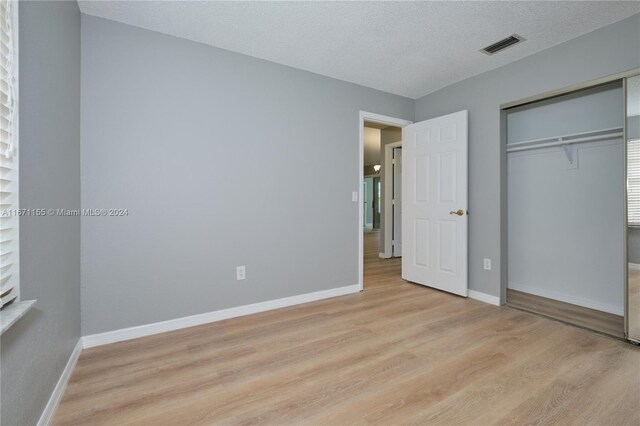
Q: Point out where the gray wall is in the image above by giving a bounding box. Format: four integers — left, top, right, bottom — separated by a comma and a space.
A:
508, 138, 624, 314
379, 127, 402, 253
80, 15, 414, 335
363, 165, 378, 176
507, 82, 623, 143
0, 2, 81, 426
414, 13, 640, 300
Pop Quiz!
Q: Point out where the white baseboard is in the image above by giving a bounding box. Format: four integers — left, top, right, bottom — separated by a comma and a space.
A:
508, 282, 623, 316
38, 339, 83, 426
629, 262, 640, 271
82, 284, 360, 349
468, 290, 501, 306
379, 252, 390, 259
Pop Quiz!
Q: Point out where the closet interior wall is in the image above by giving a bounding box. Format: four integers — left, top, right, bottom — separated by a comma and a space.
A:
506, 81, 625, 336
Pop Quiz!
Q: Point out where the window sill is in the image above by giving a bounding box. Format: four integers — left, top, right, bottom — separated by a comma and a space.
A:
1, 300, 36, 335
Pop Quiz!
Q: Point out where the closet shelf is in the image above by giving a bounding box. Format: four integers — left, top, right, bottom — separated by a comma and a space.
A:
506, 127, 623, 154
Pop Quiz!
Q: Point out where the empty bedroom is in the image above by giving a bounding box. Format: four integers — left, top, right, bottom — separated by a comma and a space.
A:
1, 1, 639, 425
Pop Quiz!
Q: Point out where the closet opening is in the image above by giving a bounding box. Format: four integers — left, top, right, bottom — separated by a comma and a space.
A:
504, 81, 626, 338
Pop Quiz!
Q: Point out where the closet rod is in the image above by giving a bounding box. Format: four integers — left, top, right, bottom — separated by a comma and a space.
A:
506, 128, 623, 153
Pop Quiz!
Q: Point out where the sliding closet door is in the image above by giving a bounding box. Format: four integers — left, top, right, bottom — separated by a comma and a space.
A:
626, 75, 640, 343
507, 82, 625, 337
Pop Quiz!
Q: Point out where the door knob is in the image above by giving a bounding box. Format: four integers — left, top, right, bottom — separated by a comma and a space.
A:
449, 209, 464, 216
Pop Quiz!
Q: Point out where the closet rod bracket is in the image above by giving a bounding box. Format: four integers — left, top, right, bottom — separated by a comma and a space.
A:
561, 139, 579, 169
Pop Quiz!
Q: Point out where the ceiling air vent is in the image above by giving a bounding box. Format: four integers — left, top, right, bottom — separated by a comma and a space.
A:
480, 34, 525, 55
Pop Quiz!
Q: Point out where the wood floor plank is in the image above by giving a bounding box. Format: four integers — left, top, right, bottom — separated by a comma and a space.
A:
53, 230, 640, 425
400, 326, 604, 425
493, 341, 629, 425
312, 312, 552, 425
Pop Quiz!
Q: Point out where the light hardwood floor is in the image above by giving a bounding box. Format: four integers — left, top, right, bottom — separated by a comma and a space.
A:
54, 230, 640, 425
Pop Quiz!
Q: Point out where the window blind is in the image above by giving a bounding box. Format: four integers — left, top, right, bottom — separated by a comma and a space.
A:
628, 139, 640, 226
0, 0, 18, 309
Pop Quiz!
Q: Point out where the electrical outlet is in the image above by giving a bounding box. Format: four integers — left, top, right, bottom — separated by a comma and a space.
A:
483, 258, 492, 271
352, 191, 358, 202
236, 265, 246, 281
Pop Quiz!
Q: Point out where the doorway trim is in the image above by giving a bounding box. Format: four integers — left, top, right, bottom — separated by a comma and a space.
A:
382, 140, 402, 258
358, 111, 412, 291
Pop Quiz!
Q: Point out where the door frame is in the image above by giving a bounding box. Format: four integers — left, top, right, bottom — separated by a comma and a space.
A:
358, 111, 412, 291
383, 141, 402, 258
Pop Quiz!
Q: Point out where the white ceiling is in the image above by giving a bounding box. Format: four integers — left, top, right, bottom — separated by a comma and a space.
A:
78, 1, 640, 99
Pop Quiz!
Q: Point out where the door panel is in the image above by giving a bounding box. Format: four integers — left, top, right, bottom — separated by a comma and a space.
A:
415, 219, 429, 266
438, 151, 457, 203
402, 110, 468, 296
438, 221, 457, 273
415, 155, 429, 202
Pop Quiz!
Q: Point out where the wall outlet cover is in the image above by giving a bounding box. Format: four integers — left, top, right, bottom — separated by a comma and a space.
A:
483, 258, 492, 270
236, 266, 246, 280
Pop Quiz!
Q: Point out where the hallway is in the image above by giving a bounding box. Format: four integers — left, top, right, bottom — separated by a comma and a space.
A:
363, 229, 402, 290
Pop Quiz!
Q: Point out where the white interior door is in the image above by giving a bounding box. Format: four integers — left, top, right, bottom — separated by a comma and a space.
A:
402, 110, 468, 296
393, 147, 402, 257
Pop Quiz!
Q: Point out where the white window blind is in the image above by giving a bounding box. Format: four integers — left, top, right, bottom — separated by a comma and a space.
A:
628, 139, 640, 226
0, 0, 18, 309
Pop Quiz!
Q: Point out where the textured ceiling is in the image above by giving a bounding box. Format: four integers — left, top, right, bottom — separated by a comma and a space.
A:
78, 1, 640, 99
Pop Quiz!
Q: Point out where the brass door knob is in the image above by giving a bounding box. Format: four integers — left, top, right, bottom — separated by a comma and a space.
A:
449, 209, 464, 216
